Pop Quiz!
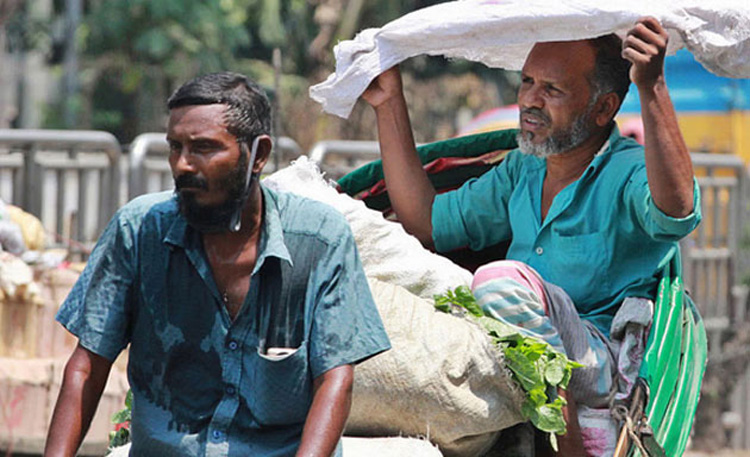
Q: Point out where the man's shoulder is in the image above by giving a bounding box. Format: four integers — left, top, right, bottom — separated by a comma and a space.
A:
116, 191, 179, 226
603, 135, 647, 170
121, 190, 176, 212
505, 148, 532, 163
266, 187, 350, 240
502, 148, 544, 172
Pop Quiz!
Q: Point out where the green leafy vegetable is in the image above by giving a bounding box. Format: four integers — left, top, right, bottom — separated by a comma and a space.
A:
433, 285, 483, 317
434, 286, 583, 439
504, 345, 543, 392
108, 389, 133, 450
544, 356, 567, 386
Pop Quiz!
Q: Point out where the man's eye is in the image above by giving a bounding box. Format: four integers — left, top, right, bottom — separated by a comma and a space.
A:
192, 142, 219, 153
168, 142, 181, 153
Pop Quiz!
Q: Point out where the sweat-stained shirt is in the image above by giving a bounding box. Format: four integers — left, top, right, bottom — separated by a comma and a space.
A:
432, 126, 701, 336
56, 185, 390, 457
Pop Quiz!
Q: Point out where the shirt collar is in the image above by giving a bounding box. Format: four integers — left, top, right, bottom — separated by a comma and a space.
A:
585, 123, 622, 174
163, 195, 189, 248
164, 185, 293, 272
254, 185, 293, 273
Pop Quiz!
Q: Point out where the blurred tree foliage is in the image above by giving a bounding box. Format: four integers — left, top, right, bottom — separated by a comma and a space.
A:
75, 0, 256, 140
8, 0, 518, 146
0, 0, 26, 126
83, 0, 251, 72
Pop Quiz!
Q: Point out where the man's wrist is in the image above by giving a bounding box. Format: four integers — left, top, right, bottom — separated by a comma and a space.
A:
635, 75, 667, 95
372, 91, 406, 113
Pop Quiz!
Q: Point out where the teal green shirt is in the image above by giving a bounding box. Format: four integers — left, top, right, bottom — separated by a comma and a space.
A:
432, 126, 701, 335
57, 186, 390, 457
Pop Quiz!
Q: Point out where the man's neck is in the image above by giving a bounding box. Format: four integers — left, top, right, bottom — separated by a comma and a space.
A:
202, 186, 264, 258
201, 186, 265, 320
545, 128, 609, 183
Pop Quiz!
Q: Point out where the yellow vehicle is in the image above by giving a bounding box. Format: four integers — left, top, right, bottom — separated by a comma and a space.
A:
619, 49, 750, 164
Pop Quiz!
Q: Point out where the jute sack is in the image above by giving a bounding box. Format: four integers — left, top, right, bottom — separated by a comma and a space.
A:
342, 436, 443, 456
346, 279, 525, 457
108, 436, 444, 457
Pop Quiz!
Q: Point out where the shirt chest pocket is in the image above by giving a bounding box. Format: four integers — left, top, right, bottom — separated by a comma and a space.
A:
548, 231, 610, 305
245, 343, 312, 426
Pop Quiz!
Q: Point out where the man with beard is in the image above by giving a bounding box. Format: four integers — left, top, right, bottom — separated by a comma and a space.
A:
360, 17, 700, 455
46, 72, 390, 457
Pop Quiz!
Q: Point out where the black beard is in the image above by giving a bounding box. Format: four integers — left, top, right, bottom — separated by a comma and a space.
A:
174, 151, 249, 233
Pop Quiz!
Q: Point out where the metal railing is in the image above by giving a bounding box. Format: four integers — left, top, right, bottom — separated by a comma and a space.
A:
684, 153, 750, 449
269, 136, 304, 174
308, 140, 381, 180
0, 129, 121, 250
127, 133, 170, 200
685, 153, 748, 352
127, 133, 303, 199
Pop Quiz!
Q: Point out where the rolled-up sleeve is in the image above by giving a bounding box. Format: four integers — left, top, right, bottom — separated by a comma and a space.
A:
626, 169, 702, 242
432, 157, 516, 253
56, 209, 136, 361
309, 222, 390, 379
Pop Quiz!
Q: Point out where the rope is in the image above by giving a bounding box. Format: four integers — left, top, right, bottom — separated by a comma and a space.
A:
612, 403, 651, 456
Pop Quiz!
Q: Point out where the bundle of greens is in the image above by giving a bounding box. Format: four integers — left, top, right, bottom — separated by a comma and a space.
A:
434, 286, 581, 448
109, 389, 132, 449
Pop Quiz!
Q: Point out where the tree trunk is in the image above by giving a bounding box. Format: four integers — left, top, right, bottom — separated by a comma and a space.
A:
0, 0, 22, 127
336, 0, 365, 43
0, 25, 9, 127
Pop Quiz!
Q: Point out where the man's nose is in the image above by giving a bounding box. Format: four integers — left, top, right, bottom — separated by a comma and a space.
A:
519, 85, 544, 109
171, 148, 197, 174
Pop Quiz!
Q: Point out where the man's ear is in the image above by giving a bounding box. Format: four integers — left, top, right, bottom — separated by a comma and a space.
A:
594, 92, 621, 127
252, 135, 273, 174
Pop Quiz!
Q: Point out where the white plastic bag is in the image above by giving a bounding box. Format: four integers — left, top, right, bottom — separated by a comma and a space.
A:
310, 0, 750, 118
264, 157, 472, 300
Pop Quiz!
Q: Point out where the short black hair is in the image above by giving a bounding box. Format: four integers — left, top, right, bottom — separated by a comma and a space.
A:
167, 72, 272, 143
588, 34, 632, 109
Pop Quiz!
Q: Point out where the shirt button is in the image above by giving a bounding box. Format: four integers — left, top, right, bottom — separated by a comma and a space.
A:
228, 340, 239, 351
212, 430, 222, 441
226, 385, 236, 396
535, 247, 544, 255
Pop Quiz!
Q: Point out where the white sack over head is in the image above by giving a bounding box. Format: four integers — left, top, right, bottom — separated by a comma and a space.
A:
309, 0, 750, 118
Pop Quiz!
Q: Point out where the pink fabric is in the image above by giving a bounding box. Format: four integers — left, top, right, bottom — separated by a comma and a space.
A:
579, 406, 619, 456
472, 260, 623, 456
472, 260, 550, 313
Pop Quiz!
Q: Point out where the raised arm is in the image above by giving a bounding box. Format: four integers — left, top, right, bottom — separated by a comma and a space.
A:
622, 16, 695, 218
362, 66, 436, 246
45, 344, 114, 457
295, 364, 354, 457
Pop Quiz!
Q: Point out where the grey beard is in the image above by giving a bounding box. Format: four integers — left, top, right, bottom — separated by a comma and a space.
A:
517, 110, 594, 159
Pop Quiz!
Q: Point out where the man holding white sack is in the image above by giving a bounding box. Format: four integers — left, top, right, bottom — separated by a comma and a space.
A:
361, 16, 700, 456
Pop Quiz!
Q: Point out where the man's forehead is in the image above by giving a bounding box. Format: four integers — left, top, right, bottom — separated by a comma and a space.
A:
523, 40, 596, 76
167, 104, 231, 133
169, 103, 229, 119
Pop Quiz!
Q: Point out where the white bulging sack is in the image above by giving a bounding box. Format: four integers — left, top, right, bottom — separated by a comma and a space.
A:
264, 158, 473, 300
346, 278, 525, 457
